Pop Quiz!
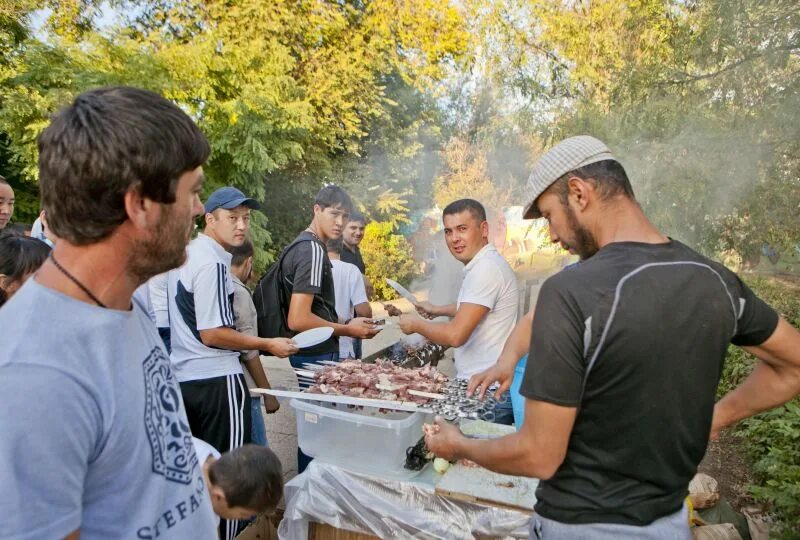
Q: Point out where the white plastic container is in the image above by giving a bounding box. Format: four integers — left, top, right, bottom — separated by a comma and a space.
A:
291, 398, 432, 478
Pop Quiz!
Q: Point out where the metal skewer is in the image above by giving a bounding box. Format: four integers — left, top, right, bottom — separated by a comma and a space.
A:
407, 389, 446, 400
301, 363, 324, 370
253, 388, 424, 413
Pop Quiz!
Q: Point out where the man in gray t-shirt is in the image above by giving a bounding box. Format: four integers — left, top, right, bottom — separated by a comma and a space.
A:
0, 281, 218, 538
0, 87, 217, 539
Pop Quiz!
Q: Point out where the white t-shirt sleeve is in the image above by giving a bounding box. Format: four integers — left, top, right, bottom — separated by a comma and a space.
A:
350, 268, 368, 306
459, 260, 502, 309
148, 272, 170, 328
193, 263, 235, 331
192, 437, 222, 465
133, 284, 156, 324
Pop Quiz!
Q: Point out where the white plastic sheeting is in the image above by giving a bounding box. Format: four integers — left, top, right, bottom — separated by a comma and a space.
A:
278, 461, 532, 539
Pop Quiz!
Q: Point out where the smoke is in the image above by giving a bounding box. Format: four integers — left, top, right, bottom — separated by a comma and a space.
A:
575, 104, 783, 257
422, 232, 464, 305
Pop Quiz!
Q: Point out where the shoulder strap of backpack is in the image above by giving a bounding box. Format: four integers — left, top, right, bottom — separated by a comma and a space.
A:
275, 236, 317, 280
254, 237, 318, 331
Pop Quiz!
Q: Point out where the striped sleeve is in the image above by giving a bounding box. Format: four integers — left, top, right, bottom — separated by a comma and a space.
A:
194, 263, 236, 331
288, 240, 326, 294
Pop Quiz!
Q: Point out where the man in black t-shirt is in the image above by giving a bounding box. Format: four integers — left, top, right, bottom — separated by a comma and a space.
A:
424, 136, 800, 539
340, 212, 367, 273
280, 186, 380, 473
280, 186, 379, 370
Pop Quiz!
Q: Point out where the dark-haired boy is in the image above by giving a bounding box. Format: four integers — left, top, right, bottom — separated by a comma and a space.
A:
280, 185, 380, 370
279, 186, 380, 472
193, 439, 283, 527
340, 212, 373, 357
0, 222, 31, 237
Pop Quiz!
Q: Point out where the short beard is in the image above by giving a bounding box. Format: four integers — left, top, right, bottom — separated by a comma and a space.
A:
564, 203, 599, 260
128, 208, 190, 282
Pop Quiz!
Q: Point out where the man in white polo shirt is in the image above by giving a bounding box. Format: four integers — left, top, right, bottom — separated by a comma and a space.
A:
399, 198, 519, 423
168, 187, 297, 540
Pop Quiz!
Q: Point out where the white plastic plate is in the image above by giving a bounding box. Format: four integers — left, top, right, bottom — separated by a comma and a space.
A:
292, 327, 335, 349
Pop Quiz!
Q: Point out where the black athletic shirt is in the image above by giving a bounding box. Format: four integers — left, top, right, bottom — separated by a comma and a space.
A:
522, 240, 778, 526
340, 244, 366, 274
280, 231, 338, 355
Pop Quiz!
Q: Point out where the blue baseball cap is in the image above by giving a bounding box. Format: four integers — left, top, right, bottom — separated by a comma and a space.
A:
204, 187, 261, 214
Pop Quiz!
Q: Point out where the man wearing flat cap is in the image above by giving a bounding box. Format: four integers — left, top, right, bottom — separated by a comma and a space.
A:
167, 186, 297, 540
425, 136, 800, 538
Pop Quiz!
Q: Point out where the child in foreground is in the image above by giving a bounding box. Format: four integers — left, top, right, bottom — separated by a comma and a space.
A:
193, 438, 284, 531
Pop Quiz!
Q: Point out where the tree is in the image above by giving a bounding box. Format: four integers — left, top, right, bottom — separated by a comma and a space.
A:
0, 0, 470, 272
433, 137, 501, 209
467, 0, 800, 263
359, 220, 417, 301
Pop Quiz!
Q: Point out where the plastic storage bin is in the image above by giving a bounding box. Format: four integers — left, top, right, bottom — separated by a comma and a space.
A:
291, 398, 432, 478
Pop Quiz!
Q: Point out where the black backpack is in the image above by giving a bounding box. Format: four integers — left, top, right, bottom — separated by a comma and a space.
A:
252, 238, 312, 341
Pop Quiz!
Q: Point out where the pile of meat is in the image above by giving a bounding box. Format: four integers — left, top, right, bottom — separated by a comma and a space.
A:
306, 359, 447, 403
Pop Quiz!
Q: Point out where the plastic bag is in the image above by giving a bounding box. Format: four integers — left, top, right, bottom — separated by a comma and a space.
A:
689, 473, 720, 509
278, 461, 531, 539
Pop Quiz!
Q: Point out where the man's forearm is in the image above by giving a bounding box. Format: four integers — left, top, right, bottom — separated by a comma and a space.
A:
200, 327, 264, 351
498, 313, 533, 369
715, 360, 800, 430
410, 319, 464, 347
364, 275, 375, 298
288, 311, 352, 337
455, 432, 549, 478
243, 354, 271, 389
354, 302, 372, 318
430, 303, 457, 317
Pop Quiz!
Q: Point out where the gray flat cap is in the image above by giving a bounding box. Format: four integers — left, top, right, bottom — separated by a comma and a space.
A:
522, 135, 616, 219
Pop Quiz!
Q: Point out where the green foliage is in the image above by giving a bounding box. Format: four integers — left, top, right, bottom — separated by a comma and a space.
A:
536, 0, 800, 261
718, 277, 800, 534
739, 403, 800, 536
433, 137, 496, 209
359, 221, 417, 301
370, 188, 412, 229
450, 1, 799, 264
0, 133, 38, 224
0, 0, 469, 267
329, 70, 449, 237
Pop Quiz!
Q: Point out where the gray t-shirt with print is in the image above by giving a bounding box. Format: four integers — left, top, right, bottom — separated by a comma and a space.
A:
0, 280, 218, 540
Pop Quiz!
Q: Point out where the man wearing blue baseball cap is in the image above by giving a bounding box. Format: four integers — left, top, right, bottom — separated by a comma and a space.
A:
167, 186, 297, 540
424, 135, 800, 539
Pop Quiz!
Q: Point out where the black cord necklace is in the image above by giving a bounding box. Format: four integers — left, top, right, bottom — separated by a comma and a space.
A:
49, 253, 107, 308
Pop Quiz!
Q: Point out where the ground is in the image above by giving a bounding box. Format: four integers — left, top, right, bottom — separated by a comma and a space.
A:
698, 431, 756, 511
